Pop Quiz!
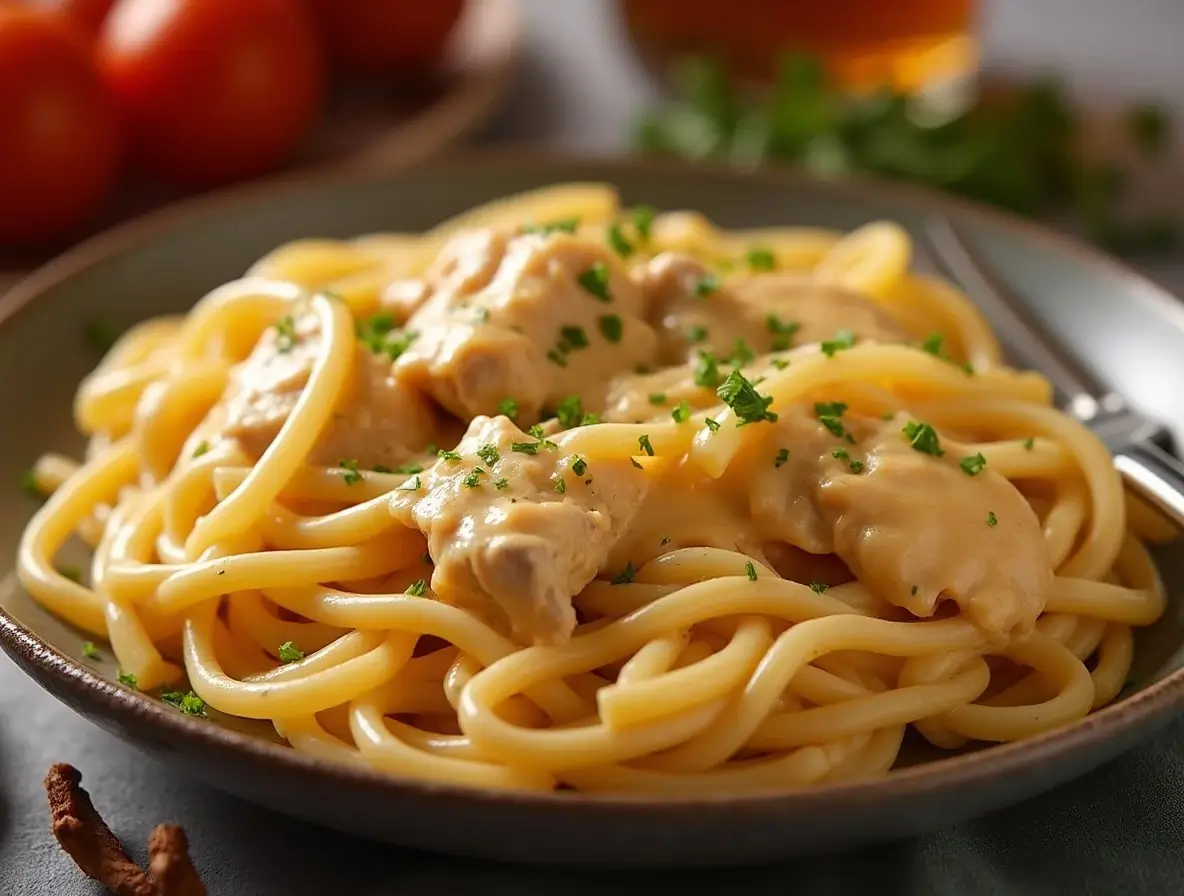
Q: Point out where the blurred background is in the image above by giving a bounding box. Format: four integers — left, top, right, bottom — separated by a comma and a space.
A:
2, 0, 1183, 288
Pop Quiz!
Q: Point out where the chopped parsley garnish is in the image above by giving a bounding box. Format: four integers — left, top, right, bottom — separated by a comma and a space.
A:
277, 641, 304, 662
632, 205, 656, 240
463, 467, 486, 489
607, 223, 634, 257
529, 424, 546, 439
833, 448, 850, 460
192, 440, 210, 459
920, 332, 946, 356
745, 561, 758, 581
814, 401, 848, 418
638, 434, 655, 456
494, 478, 509, 490
717, 370, 778, 425
57, 565, 82, 583
554, 476, 567, 494
1022, 437, 1035, 450
611, 562, 637, 585
82, 642, 101, 661
599, 314, 623, 343
522, 217, 580, 236
82, 318, 123, 353
693, 350, 723, 388
476, 444, 500, 467
727, 338, 756, 367
357, 311, 396, 351
559, 325, 589, 351
396, 462, 424, 475
671, 401, 692, 423
401, 475, 421, 490
693, 273, 720, 298
848, 459, 864, 472
648, 392, 668, 405
809, 582, 830, 593
703, 417, 721, 433
774, 448, 790, 467
274, 315, 298, 352
746, 248, 776, 270
580, 412, 601, 426
770, 358, 790, 371
161, 689, 207, 717
338, 458, 362, 485
572, 456, 588, 476
902, 421, 944, 456
405, 579, 428, 597
766, 315, 800, 352
545, 348, 568, 367
960, 453, 987, 476
555, 395, 585, 428
437, 449, 462, 462
511, 442, 541, 455
577, 261, 613, 302
498, 397, 519, 419
378, 329, 419, 361
117, 670, 138, 689
820, 328, 856, 357
687, 324, 709, 344
986, 511, 999, 527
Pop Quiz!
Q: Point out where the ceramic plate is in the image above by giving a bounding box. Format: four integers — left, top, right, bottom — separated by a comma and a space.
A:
2, 154, 1183, 867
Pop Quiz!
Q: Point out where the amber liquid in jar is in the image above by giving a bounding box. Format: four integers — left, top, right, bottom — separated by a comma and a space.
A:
620, 0, 978, 93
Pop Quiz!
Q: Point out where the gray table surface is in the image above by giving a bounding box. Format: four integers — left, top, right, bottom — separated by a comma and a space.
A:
5, 2, 1184, 893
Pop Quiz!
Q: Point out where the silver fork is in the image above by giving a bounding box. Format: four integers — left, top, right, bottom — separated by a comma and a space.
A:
916, 215, 1184, 524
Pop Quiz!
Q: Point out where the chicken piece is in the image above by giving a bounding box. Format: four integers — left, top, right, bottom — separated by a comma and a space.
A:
394, 230, 658, 424
390, 415, 649, 645
637, 252, 907, 365
737, 403, 1051, 636
220, 307, 447, 469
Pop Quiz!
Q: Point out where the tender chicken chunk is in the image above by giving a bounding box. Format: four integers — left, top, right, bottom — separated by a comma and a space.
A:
390, 415, 650, 645
737, 403, 1051, 636
394, 230, 658, 424
637, 252, 907, 365
220, 308, 447, 468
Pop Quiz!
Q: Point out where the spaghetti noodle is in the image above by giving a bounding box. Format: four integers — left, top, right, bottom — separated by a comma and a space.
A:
17, 184, 1170, 794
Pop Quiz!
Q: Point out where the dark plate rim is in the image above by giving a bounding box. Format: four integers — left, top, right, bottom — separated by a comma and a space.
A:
2, 149, 1184, 814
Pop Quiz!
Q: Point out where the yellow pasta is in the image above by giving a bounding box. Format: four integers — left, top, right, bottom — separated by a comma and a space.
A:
16, 184, 1172, 795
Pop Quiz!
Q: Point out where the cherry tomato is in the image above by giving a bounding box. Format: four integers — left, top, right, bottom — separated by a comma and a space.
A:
25, 0, 117, 36
96, 0, 326, 187
306, 0, 467, 76
0, 7, 122, 244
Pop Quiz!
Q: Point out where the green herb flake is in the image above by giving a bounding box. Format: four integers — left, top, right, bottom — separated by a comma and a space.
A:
671, 400, 692, 423
511, 442, 540, 456
693, 350, 723, 388
522, 217, 580, 236
546, 348, 569, 367
396, 462, 424, 475
902, 421, 944, 456
611, 562, 637, 585
809, 582, 830, 594
559, 325, 589, 351
694, 273, 720, 298
986, 511, 999, 527
277, 641, 304, 663
577, 261, 613, 302
401, 475, 421, 491
848, 459, 864, 473
632, 205, 656, 240
554, 476, 567, 494
555, 395, 585, 429
599, 314, 624, 343
745, 561, 758, 581
703, 416, 721, 433
1022, 437, 1036, 450
648, 392, 668, 406
770, 358, 790, 371
572, 456, 588, 476
638, 434, 655, 456
116, 670, 138, 689
960, 453, 987, 476
814, 401, 848, 418
717, 370, 778, 426
607, 223, 634, 258
476, 444, 501, 467
161, 689, 207, 717
728, 338, 756, 368
405, 579, 428, 597
463, 467, 485, 489
82, 642, 101, 661
274, 315, 298, 353
338, 458, 363, 485
687, 325, 709, 344
437, 449, 462, 462
746, 248, 777, 271
820, 329, 856, 358
192, 440, 211, 459
494, 478, 509, 490
498, 397, 519, 419
774, 448, 790, 468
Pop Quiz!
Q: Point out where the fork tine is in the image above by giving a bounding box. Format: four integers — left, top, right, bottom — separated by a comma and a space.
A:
918, 214, 1109, 406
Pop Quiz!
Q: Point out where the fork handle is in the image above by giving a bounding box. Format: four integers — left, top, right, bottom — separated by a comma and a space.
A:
1115, 439, 1184, 526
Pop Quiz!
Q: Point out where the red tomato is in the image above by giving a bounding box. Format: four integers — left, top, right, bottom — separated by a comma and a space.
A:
0, 7, 122, 244
306, 0, 467, 76
25, 0, 117, 36
96, 0, 326, 187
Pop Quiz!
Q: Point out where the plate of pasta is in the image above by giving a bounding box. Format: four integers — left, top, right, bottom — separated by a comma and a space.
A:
3, 155, 1184, 866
